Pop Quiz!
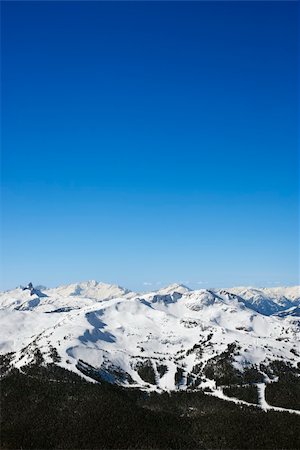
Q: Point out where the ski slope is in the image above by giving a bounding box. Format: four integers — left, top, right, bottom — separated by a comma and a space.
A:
0, 281, 299, 396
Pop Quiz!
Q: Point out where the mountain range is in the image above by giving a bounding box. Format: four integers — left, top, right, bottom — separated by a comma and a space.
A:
1, 280, 299, 409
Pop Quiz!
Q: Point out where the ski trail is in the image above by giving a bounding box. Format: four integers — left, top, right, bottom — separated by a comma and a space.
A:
207, 387, 259, 407
256, 383, 300, 415
257, 382, 269, 411
206, 385, 300, 416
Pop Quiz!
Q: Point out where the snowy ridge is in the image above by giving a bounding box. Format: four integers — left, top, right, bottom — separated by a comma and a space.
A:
225, 286, 300, 315
0, 281, 299, 403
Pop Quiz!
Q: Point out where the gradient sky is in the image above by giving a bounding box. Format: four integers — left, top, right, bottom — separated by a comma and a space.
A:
1, 1, 299, 291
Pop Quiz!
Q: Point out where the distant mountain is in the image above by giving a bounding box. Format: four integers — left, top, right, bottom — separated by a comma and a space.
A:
46, 280, 136, 301
0, 280, 135, 313
0, 281, 299, 400
226, 286, 300, 315
155, 283, 191, 295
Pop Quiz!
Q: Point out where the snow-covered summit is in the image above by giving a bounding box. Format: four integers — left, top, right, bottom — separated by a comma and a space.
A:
156, 283, 191, 296
46, 280, 135, 301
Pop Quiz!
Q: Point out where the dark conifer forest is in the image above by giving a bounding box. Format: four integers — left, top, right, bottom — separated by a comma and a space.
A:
1, 365, 300, 450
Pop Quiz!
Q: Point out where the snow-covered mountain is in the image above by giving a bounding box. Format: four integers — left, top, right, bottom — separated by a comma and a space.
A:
0, 281, 299, 393
225, 286, 300, 315
0, 280, 136, 313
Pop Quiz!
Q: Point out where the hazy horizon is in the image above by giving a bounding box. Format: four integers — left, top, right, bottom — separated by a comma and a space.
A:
2, 278, 299, 294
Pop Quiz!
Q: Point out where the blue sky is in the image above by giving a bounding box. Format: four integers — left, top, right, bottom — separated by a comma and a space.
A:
1, 1, 299, 291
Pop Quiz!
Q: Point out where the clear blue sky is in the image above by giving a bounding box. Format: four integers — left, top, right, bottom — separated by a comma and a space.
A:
1, 1, 299, 291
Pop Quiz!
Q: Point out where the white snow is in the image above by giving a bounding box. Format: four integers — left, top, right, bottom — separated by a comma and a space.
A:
0, 281, 299, 412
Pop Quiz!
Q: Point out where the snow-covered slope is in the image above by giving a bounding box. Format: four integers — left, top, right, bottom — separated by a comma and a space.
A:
0, 282, 299, 392
226, 286, 300, 315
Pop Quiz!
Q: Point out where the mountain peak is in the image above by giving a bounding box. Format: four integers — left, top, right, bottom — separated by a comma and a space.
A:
156, 283, 191, 295
45, 280, 135, 301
